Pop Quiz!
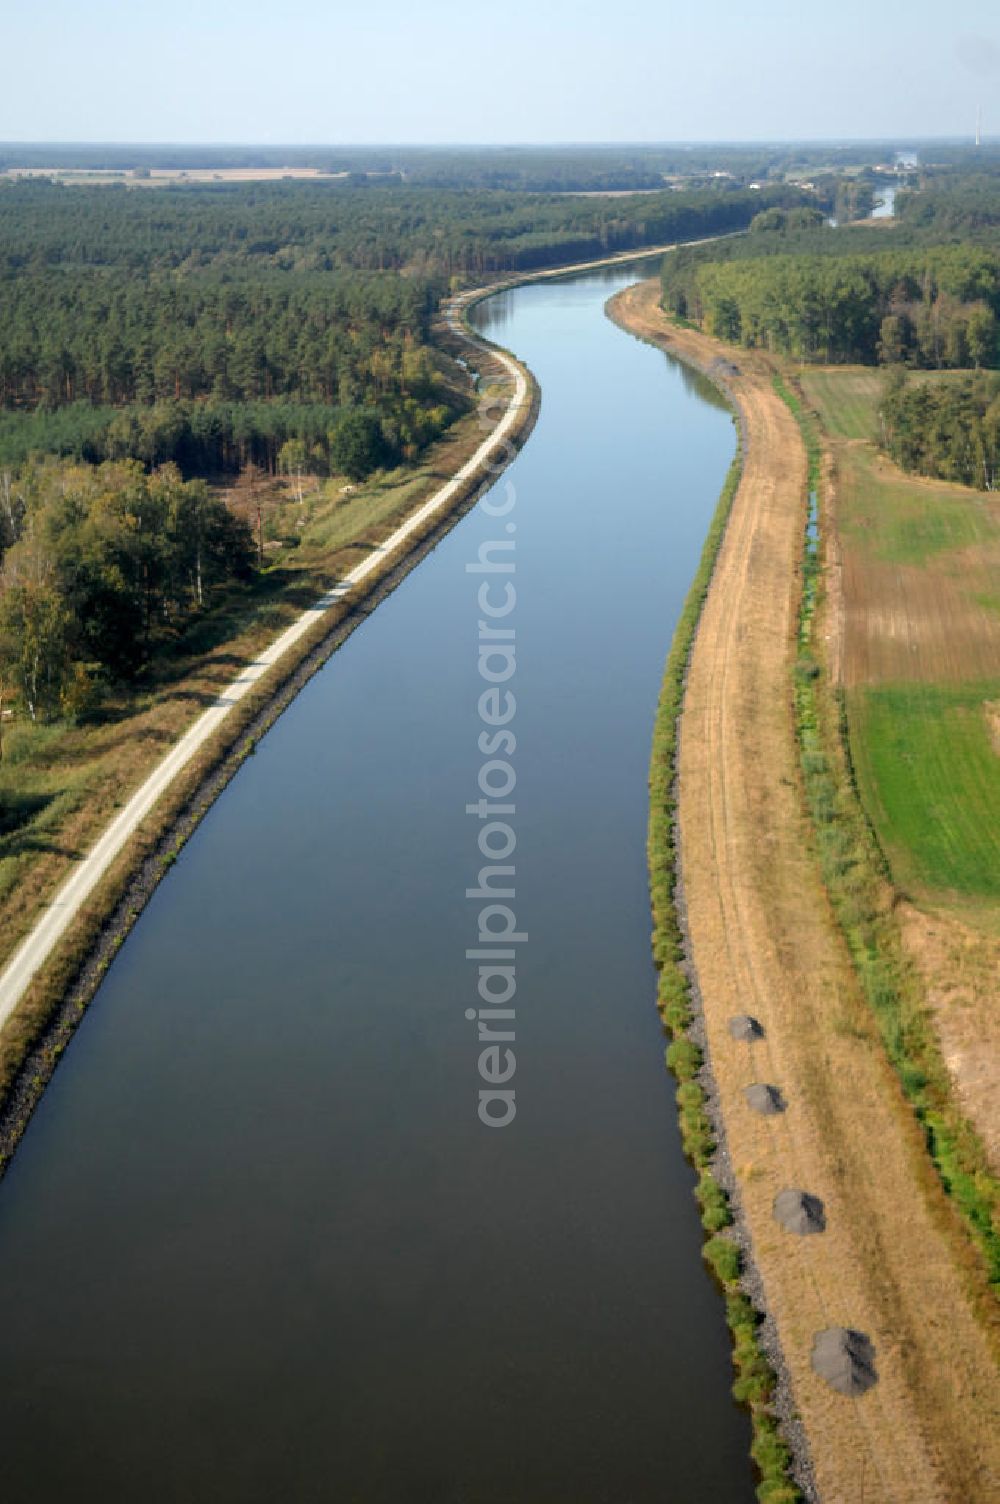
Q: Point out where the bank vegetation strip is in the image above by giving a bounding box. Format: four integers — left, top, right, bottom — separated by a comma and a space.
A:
648, 449, 807, 1502
610, 278, 1000, 1504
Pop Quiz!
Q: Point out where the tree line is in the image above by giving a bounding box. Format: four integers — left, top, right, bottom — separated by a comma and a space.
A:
0, 178, 807, 483
662, 239, 1000, 366
0, 178, 806, 278
895, 172, 1000, 234
0, 141, 906, 189
0, 264, 463, 477
0, 270, 436, 409
878, 369, 1000, 489
0, 459, 254, 717
0, 398, 442, 482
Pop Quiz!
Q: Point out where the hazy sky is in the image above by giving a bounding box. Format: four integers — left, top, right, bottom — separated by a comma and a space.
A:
4, 0, 1000, 145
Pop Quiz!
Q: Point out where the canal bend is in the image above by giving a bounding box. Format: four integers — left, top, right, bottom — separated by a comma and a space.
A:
0, 263, 752, 1503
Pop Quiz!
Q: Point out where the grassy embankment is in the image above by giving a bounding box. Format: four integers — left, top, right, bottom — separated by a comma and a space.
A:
0, 348, 536, 1118
648, 448, 802, 1504
774, 369, 1000, 1301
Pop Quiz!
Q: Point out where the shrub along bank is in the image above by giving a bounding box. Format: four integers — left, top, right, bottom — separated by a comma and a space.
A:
648, 446, 803, 1504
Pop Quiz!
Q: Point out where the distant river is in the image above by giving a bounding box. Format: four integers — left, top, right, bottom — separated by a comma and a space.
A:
0, 262, 753, 1501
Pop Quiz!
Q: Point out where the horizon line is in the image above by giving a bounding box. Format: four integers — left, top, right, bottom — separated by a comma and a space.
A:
0, 135, 980, 151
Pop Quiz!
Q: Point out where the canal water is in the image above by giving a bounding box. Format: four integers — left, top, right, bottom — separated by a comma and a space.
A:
0, 263, 753, 1501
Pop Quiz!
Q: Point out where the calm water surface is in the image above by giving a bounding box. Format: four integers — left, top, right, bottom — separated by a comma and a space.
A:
0, 265, 753, 1502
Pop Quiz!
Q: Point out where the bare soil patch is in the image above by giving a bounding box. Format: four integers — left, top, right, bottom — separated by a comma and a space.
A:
988, 700, 1000, 756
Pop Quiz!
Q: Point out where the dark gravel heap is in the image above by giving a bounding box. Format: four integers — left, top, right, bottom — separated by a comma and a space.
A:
744, 1082, 785, 1115
811, 1328, 878, 1396
773, 1188, 826, 1235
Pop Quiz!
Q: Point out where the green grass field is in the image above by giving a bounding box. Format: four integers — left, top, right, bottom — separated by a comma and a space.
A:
800, 367, 982, 444
849, 682, 1000, 906
803, 365, 1000, 925
839, 449, 998, 568
800, 368, 883, 441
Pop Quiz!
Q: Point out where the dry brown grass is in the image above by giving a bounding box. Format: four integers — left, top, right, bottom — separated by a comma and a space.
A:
987, 699, 1000, 755
145, 168, 344, 183
1, 167, 348, 186
899, 903, 1000, 1174
799, 367, 1000, 693
828, 462, 999, 691
613, 279, 1000, 1503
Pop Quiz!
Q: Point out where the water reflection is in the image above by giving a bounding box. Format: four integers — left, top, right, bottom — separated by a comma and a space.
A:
0, 262, 753, 1504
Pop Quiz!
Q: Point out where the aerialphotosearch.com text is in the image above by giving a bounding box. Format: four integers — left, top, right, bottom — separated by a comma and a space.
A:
465, 460, 522, 1128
